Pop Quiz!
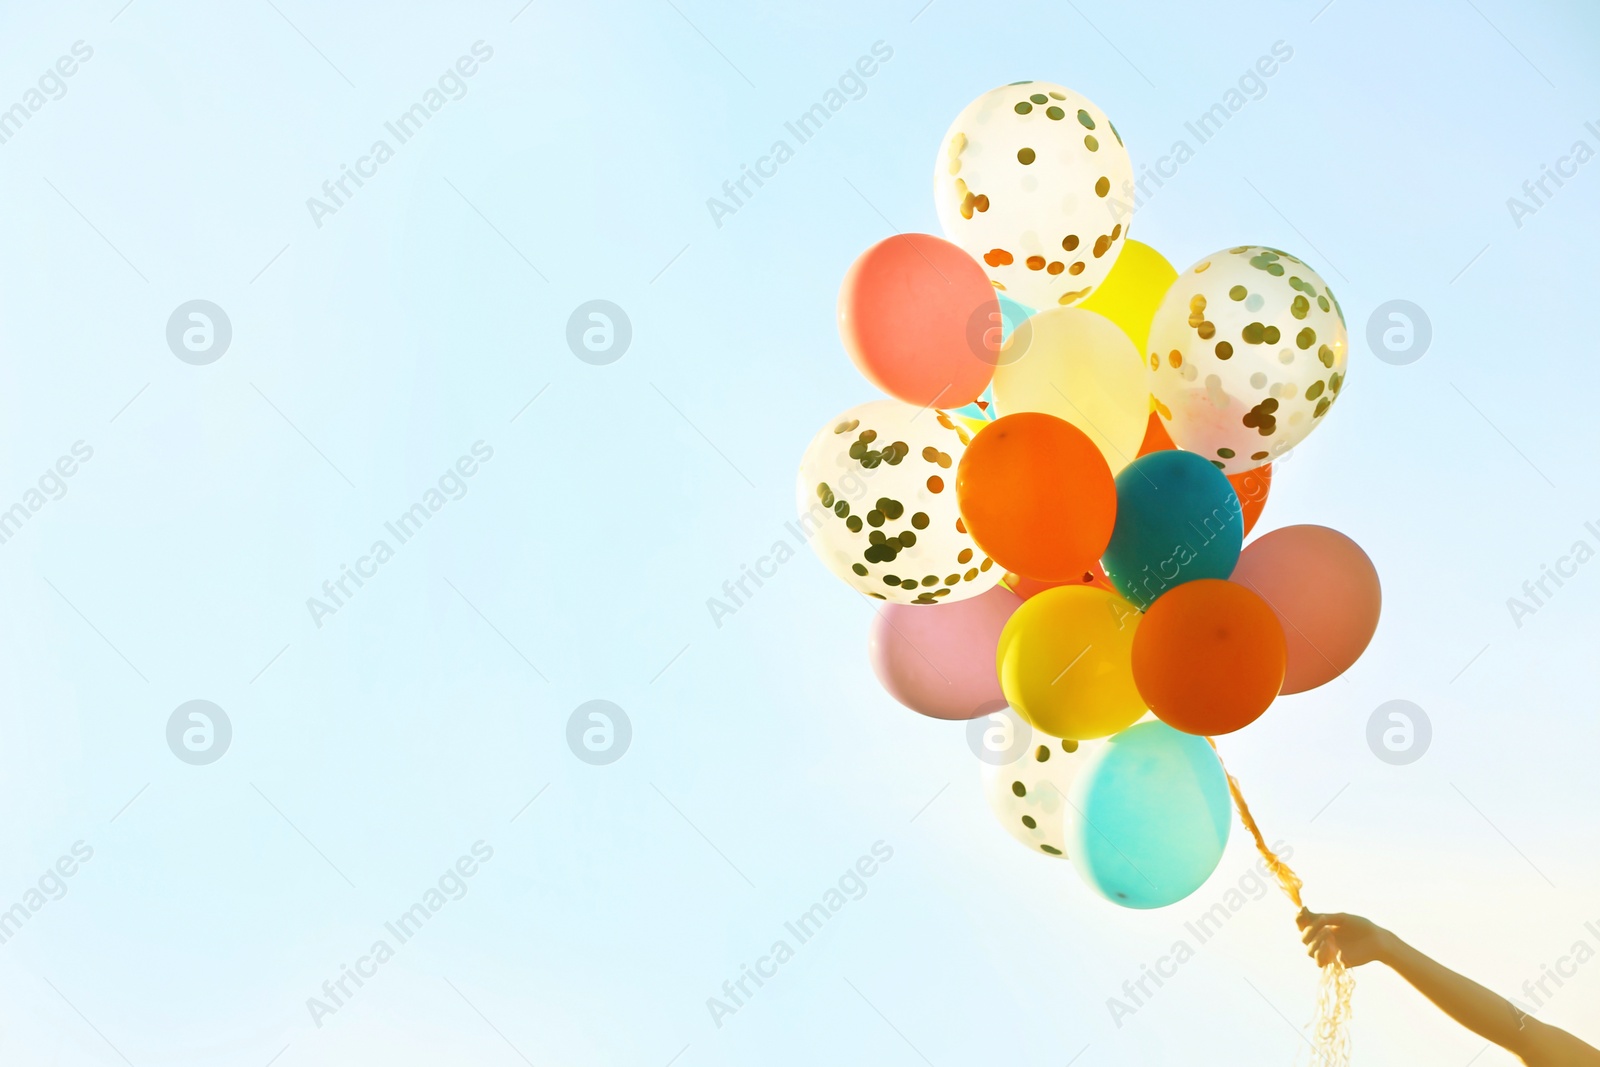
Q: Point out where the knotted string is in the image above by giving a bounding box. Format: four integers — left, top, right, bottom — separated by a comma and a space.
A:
1209, 739, 1355, 1066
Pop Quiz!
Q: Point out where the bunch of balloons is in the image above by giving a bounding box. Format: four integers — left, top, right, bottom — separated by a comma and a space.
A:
800, 81, 1382, 911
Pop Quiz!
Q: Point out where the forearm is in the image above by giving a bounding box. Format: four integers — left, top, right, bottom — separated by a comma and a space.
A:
1381, 934, 1532, 1053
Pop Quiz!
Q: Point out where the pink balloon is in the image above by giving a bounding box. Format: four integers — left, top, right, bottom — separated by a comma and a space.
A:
838, 233, 998, 409
1229, 525, 1381, 695
868, 585, 1021, 720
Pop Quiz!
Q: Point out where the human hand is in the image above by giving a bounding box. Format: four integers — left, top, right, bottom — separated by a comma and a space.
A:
1296, 909, 1391, 968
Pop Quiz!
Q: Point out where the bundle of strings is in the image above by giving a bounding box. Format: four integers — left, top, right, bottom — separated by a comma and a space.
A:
1209, 740, 1355, 1066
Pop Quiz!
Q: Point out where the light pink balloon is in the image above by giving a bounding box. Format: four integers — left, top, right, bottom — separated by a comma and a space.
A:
1229, 525, 1381, 695
868, 585, 1022, 720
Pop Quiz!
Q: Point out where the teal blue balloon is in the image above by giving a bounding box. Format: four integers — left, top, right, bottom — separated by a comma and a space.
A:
951, 296, 1031, 421
1100, 449, 1243, 610
997, 293, 1034, 341
1065, 721, 1231, 909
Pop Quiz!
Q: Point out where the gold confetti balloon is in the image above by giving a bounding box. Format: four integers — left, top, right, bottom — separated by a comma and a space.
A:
1146, 246, 1349, 475
934, 81, 1134, 311
797, 400, 1001, 604
982, 735, 1105, 859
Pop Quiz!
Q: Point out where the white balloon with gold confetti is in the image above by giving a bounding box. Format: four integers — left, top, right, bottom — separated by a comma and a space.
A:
934, 81, 1134, 311
982, 735, 1103, 858
798, 400, 1002, 604
1147, 246, 1349, 474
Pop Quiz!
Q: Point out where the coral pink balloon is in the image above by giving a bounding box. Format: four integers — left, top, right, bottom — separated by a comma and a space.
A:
838, 233, 999, 409
868, 585, 1021, 720
1229, 525, 1381, 695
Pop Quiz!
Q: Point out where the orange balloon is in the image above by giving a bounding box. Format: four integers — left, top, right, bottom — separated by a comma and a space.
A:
838, 233, 998, 409
1228, 464, 1272, 537
1002, 561, 1111, 600
1138, 411, 1272, 535
956, 413, 1116, 583
1136, 410, 1175, 456
1229, 525, 1380, 694
1131, 579, 1287, 736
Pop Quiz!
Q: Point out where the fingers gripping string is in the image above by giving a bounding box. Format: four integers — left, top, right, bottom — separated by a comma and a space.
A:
1209, 739, 1354, 1066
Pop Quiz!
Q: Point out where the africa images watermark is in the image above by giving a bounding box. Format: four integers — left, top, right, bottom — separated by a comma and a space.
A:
0, 841, 95, 947
305, 840, 495, 1028
706, 41, 894, 229
306, 41, 495, 228
0, 440, 94, 547
1504, 517, 1600, 629
1105, 841, 1294, 1029
1117, 465, 1271, 611
0, 40, 95, 148
1510, 916, 1600, 1020
1109, 40, 1294, 220
1506, 119, 1600, 230
706, 435, 1267, 626
705, 456, 883, 628
705, 840, 894, 1029
306, 441, 494, 628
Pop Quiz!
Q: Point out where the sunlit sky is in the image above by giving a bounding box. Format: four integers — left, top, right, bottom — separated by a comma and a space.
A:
0, 0, 1596, 1064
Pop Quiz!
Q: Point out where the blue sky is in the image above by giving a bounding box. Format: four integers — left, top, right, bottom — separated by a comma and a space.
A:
0, 0, 1597, 1063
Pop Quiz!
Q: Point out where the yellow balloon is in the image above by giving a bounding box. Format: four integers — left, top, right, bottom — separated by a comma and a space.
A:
1078, 239, 1178, 355
956, 414, 991, 437
991, 307, 1147, 472
996, 585, 1147, 740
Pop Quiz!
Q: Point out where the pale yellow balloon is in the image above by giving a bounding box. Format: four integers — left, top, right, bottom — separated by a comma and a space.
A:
1078, 239, 1178, 354
990, 307, 1148, 472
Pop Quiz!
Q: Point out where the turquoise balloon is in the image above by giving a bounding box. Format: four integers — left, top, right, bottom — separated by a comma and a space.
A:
1065, 721, 1231, 909
1101, 449, 1243, 610
951, 296, 1031, 421
997, 293, 1035, 341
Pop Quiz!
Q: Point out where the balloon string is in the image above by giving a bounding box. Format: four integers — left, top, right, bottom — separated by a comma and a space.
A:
1208, 739, 1354, 1067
